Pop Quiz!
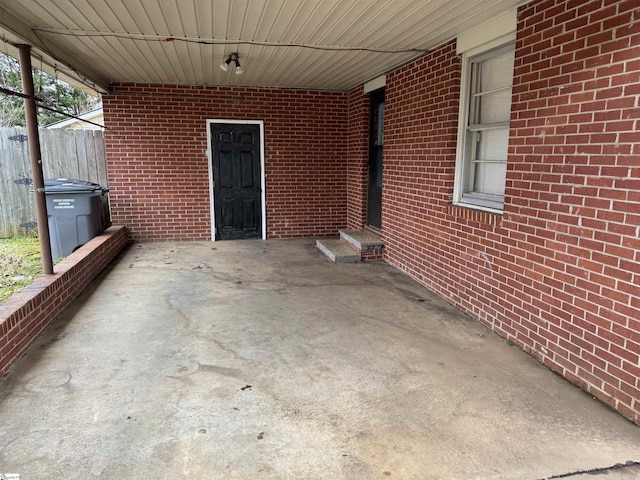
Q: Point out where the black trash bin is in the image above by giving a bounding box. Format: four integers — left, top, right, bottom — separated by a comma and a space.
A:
44, 178, 109, 260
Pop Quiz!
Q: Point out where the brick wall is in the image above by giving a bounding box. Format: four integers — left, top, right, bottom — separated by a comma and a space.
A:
346, 86, 369, 229
102, 85, 348, 242
383, 39, 462, 291
350, 0, 639, 423
0, 226, 129, 376
506, 0, 640, 422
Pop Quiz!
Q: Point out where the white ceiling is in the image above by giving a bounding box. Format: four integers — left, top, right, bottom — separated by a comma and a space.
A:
0, 0, 528, 95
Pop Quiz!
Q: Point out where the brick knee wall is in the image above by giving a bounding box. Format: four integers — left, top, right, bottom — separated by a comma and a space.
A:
0, 226, 130, 376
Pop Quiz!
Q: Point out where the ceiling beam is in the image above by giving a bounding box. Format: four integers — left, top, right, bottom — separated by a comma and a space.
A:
0, 5, 111, 93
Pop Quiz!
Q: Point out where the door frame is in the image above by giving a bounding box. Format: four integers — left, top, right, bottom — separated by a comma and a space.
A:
206, 119, 266, 241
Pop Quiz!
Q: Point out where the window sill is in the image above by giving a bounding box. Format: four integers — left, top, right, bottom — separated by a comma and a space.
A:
448, 202, 503, 227
451, 201, 503, 216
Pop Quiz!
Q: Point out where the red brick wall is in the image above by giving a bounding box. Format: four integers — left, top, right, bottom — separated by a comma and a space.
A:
103, 85, 348, 241
506, 0, 640, 422
350, 0, 639, 423
383, 39, 462, 287
346, 86, 369, 229
0, 226, 129, 376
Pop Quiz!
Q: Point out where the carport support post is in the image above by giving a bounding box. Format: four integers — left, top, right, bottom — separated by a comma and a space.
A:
18, 44, 53, 275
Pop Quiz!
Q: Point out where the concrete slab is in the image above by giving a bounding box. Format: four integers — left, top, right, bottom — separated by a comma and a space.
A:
0, 239, 638, 479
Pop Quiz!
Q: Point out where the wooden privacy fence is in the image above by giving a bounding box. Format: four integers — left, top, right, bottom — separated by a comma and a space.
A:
0, 127, 107, 237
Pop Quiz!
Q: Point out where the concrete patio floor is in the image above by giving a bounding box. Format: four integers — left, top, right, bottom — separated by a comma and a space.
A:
0, 239, 638, 479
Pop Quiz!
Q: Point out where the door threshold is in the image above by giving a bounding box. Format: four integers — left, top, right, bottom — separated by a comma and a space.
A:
365, 225, 382, 236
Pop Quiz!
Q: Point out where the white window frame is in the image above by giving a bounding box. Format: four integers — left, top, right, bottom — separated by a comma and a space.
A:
453, 35, 515, 214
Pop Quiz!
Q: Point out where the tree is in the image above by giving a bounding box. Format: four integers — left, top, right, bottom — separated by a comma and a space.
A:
0, 53, 23, 127
0, 51, 99, 127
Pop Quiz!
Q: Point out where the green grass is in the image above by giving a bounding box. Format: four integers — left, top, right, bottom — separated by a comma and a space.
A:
0, 237, 42, 302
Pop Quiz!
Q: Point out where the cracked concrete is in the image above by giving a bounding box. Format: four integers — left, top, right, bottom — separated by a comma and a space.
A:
539, 461, 640, 479
0, 239, 638, 479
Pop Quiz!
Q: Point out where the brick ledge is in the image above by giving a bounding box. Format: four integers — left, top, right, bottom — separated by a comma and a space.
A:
0, 226, 130, 376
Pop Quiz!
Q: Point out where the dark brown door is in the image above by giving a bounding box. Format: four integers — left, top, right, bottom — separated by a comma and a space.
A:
211, 123, 262, 240
367, 90, 384, 229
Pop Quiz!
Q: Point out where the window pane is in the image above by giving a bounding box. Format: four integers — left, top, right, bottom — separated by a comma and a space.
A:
479, 49, 515, 92
373, 102, 384, 146
371, 147, 383, 188
475, 89, 511, 124
475, 127, 509, 162
473, 162, 507, 196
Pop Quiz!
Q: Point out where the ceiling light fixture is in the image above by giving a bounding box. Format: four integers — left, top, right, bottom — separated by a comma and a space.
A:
220, 53, 243, 74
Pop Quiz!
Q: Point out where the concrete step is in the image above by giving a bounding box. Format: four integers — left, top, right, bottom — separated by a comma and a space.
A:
316, 238, 361, 263
339, 229, 384, 250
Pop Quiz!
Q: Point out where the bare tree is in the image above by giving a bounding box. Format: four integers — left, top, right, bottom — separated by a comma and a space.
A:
0, 51, 99, 127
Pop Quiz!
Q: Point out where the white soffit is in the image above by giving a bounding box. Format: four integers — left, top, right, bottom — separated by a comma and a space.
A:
0, 0, 530, 92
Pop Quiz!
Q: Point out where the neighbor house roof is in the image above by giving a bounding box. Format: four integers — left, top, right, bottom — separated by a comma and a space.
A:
45, 107, 104, 129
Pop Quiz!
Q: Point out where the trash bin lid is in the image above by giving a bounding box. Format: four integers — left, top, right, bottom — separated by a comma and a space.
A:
44, 178, 106, 194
